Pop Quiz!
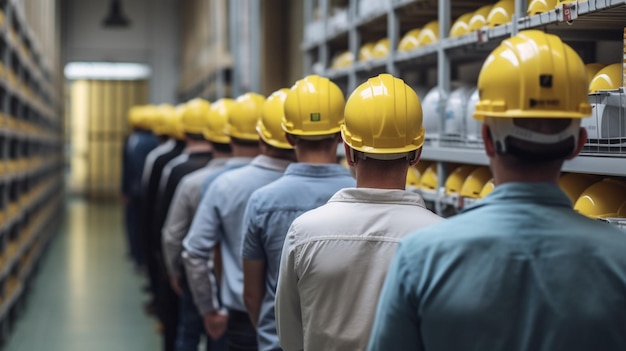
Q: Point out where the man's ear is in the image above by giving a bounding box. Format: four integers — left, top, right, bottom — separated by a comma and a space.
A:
285, 133, 296, 147
482, 124, 496, 158
567, 127, 587, 160
344, 143, 357, 166
409, 148, 422, 166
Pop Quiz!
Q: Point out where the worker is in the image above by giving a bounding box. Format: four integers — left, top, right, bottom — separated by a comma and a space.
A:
274, 74, 442, 351
242, 78, 355, 351
139, 104, 185, 316
162, 99, 238, 351
122, 105, 159, 270
183, 92, 295, 351
155, 99, 214, 351
368, 30, 626, 351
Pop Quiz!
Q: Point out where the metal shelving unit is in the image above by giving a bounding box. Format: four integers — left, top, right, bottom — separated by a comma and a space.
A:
303, 0, 626, 224
0, 0, 64, 342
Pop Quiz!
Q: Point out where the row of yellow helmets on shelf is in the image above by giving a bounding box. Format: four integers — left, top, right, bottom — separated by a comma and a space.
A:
406, 162, 626, 220
585, 62, 624, 93
332, 0, 574, 69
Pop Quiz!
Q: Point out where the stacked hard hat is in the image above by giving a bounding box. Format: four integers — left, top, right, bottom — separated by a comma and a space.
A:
128, 105, 151, 130
181, 98, 211, 135
417, 163, 438, 191
449, 13, 473, 38
460, 167, 492, 199
358, 42, 376, 61
398, 29, 421, 52
468, 5, 493, 31
397, 21, 439, 53
574, 179, 626, 218
371, 38, 390, 59
487, 0, 515, 27
421, 86, 442, 139
527, 0, 557, 16
170, 103, 187, 140
227, 93, 265, 141
443, 85, 476, 137
406, 161, 432, 189
283, 75, 345, 138
204, 98, 235, 144
558, 173, 602, 204
258, 89, 293, 149
331, 51, 354, 69
343, 74, 424, 161
464, 88, 482, 142
585, 63, 625, 142
479, 178, 496, 197
445, 165, 477, 195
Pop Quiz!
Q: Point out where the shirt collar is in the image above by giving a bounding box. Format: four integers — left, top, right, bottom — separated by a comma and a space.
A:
329, 187, 427, 207
225, 157, 254, 167
251, 154, 293, 172
466, 182, 572, 213
284, 163, 351, 178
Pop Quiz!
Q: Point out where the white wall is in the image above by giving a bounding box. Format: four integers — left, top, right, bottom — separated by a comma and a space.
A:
64, 0, 180, 104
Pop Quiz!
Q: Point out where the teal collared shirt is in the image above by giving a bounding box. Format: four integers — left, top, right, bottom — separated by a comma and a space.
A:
369, 182, 626, 351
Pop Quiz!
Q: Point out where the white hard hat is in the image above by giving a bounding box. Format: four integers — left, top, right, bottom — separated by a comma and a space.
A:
444, 85, 474, 136
464, 88, 482, 141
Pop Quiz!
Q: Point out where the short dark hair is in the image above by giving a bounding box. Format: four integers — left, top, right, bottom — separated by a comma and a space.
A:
212, 142, 232, 154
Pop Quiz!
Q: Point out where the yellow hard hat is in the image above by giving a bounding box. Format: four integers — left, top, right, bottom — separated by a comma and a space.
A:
574, 179, 626, 218
487, 0, 515, 27
417, 21, 439, 46
555, 0, 577, 6
418, 163, 438, 191
527, 0, 557, 16
398, 29, 421, 52
479, 178, 495, 198
358, 42, 376, 62
283, 75, 345, 138
258, 89, 293, 149
589, 63, 622, 93
331, 51, 354, 69
372, 38, 390, 59
469, 5, 493, 31
342, 74, 424, 157
558, 173, 602, 204
460, 167, 492, 199
152, 104, 176, 137
445, 165, 477, 195
227, 93, 265, 141
474, 30, 591, 121
406, 166, 421, 188
128, 106, 144, 128
584, 63, 606, 86
450, 13, 473, 38
170, 104, 187, 140
204, 98, 235, 144
181, 98, 211, 134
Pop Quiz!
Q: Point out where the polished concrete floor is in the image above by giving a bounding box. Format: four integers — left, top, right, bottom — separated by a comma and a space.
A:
4, 198, 160, 351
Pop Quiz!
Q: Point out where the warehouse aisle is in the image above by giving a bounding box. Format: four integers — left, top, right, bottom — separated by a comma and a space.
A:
4, 198, 160, 351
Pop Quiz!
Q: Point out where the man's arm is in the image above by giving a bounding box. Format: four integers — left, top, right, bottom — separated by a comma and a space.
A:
275, 227, 304, 351
243, 259, 266, 327
162, 180, 193, 281
182, 183, 224, 317
367, 243, 423, 351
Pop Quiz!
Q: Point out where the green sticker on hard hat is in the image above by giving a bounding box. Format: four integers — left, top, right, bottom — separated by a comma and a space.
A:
310, 113, 321, 122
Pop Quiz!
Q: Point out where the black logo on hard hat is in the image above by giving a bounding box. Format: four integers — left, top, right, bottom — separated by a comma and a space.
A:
539, 74, 553, 88
529, 99, 559, 108
310, 113, 321, 122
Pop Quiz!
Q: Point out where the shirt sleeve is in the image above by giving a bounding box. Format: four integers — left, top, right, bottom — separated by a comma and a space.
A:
182, 182, 224, 314
275, 224, 304, 351
367, 242, 423, 351
241, 194, 266, 260
162, 179, 193, 279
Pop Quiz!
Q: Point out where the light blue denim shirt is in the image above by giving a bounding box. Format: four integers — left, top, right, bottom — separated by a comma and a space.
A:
242, 163, 355, 351
183, 155, 292, 314
368, 182, 626, 351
